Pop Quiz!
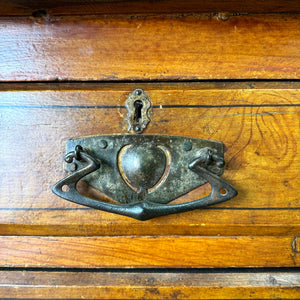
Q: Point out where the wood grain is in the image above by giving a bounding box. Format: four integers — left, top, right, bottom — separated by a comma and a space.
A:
0, 14, 299, 81
1, 3, 299, 296
1, 209, 300, 237
1, 0, 300, 16
1, 270, 299, 299
1, 236, 299, 268
0, 82, 299, 236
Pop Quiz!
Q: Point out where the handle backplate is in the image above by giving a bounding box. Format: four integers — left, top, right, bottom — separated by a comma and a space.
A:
52, 134, 237, 220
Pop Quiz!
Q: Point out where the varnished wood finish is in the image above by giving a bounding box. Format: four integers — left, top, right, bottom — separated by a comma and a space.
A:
0, 236, 299, 268
0, 82, 299, 236
1, 2, 300, 297
2, 210, 300, 237
1, 271, 299, 299
0, 14, 299, 81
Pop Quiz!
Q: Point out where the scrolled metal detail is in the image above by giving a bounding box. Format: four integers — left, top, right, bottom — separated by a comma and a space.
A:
52, 135, 238, 220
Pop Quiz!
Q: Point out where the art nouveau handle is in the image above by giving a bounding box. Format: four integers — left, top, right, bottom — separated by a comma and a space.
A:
52, 146, 237, 221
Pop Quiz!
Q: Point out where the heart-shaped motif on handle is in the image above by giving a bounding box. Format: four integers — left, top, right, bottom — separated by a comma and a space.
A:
118, 143, 169, 194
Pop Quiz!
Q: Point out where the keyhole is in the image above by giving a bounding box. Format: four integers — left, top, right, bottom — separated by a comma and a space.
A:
134, 100, 143, 122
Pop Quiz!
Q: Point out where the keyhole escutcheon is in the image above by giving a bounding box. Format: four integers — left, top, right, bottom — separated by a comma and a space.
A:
125, 89, 152, 134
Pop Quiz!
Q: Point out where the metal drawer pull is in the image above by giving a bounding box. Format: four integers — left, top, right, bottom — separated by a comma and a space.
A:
52, 135, 237, 220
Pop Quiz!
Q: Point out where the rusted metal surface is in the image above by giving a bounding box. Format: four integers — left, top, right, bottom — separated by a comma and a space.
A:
125, 89, 152, 133
52, 134, 237, 220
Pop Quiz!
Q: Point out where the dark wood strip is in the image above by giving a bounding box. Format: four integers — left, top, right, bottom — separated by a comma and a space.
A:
1, 207, 300, 211
1, 81, 300, 91
1, 270, 299, 299
1, 0, 300, 16
1, 103, 300, 109
1, 267, 300, 272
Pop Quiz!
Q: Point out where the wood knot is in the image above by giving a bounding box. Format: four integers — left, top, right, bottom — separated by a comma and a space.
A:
216, 12, 231, 22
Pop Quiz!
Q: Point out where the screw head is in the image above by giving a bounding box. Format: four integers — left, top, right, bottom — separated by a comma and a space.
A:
216, 160, 225, 168
99, 140, 108, 149
183, 140, 192, 151
133, 124, 142, 132
135, 89, 142, 96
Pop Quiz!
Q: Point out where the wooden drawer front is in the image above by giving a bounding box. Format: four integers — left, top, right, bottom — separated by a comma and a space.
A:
0, 271, 299, 300
0, 4, 300, 298
1, 82, 299, 268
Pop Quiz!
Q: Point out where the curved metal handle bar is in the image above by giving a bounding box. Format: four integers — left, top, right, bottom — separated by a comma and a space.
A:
53, 151, 237, 221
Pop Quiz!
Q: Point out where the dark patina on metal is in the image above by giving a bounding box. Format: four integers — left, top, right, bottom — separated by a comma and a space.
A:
125, 89, 152, 133
52, 134, 237, 220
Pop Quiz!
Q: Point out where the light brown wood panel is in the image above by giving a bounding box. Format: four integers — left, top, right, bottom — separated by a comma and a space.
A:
1, 0, 300, 16
1, 3, 299, 297
0, 236, 299, 268
1, 271, 299, 299
0, 14, 299, 81
1, 210, 299, 236
1, 87, 298, 208
0, 82, 299, 236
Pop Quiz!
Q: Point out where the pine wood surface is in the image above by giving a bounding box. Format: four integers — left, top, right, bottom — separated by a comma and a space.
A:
0, 82, 299, 236
1, 4, 299, 298
1, 236, 299, 268
2, 210, 300, 236
1, 270, 299, 299
1, 0, 300, 16
0, 14, 300, 81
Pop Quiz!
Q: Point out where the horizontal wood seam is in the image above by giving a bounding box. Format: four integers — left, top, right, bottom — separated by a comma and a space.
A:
1, 104, 300, 109
0, 267, 300, 273
1, 79, 300, 85
3, 12, 300, 18
1, 207, 299, 211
